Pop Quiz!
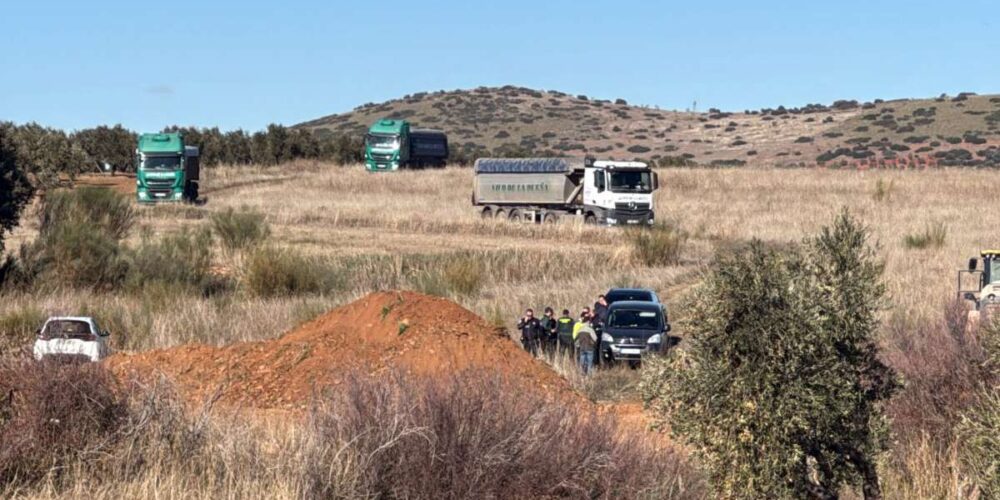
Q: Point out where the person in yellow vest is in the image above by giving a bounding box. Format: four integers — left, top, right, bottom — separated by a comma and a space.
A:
573, 308, 598, 374
572, 307, 592, 341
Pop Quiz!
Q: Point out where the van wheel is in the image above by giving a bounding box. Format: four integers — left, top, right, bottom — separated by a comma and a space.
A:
508, 209, 522, 222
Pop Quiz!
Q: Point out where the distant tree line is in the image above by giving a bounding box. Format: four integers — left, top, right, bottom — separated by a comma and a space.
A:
0, 121, 363, 187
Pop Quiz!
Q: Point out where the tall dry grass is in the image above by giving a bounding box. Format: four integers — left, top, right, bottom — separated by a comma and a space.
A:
1, 362, 706, 499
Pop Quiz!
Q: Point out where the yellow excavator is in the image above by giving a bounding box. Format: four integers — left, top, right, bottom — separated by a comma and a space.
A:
957, 250, 1000, 310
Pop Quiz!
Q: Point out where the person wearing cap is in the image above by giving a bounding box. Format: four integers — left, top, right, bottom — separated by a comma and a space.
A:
516, 308, 543, 355
556, 309, 576, 355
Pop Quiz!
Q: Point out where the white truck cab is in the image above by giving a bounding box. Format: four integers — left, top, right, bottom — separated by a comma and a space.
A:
582, 161, 657, 225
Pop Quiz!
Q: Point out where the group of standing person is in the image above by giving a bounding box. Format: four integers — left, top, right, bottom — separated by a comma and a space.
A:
516, 295, 610, 375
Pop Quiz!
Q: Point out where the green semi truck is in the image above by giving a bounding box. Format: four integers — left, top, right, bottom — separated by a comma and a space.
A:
135, 132, 200, 203
364, 119, 448, 171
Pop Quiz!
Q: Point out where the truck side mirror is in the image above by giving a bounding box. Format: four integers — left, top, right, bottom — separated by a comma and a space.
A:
969, 258, 978, 271
664, 323, 671, 333
653, 172, 659, 190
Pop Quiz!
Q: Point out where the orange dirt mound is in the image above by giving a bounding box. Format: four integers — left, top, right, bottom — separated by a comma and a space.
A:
107, 291, 577, 409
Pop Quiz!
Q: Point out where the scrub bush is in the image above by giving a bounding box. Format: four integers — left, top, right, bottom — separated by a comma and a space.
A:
630, 223, 687, 266
210, 207, 270, 251
643, 211, 898, 498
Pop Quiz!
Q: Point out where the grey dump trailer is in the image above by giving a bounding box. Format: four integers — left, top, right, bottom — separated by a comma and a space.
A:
472, 157, 658, 225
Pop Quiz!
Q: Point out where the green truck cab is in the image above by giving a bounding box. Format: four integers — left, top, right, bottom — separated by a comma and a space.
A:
135, 132, 200, 203
364, 119, 448, 171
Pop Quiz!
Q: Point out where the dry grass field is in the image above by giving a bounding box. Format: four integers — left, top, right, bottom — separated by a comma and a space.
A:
2, 162, 997, 497
10, 161, 986, 338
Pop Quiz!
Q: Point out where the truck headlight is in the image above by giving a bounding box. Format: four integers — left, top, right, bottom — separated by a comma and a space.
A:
601, 333, 614, 343
648, 334, 662, 344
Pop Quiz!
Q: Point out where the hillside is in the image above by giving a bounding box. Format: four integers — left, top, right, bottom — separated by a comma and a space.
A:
298, 86, 1000, 167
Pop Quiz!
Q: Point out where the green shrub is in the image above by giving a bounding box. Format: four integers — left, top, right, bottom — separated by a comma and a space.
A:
872, 178, 894, 202
903, 222, 947, 250
630, 223, 687, 266
40, 186, 134, 240
0, 306, 45, 355
22, 187, 135, 289
210, 207, 270, 251
643, 211, 898, 498
410, 257, 484, 298
128, 227, 215, 293
958, 388, 1000, 497
244, 246, 339, 297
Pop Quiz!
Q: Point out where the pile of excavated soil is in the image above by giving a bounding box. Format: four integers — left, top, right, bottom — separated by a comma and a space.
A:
108, 291, 577, 409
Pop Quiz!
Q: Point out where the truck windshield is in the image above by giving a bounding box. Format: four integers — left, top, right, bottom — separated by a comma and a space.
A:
143, 155, 181, 170
990, 259, 1000, 284
367, 134, 399, 149
608, 309, 661, 330
609, 171, 652, 192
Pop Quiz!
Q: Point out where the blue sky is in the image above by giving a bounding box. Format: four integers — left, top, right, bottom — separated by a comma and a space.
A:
2, 0, 997, 132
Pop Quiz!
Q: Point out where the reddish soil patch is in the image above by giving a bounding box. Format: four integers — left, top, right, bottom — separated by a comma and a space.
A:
107, 291, 578, 409
74, 174, 135, 195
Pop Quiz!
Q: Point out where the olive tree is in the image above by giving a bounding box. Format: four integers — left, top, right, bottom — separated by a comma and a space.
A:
643, 211, 898, 499
1, 124, 34, 248
72, 125, 137, 172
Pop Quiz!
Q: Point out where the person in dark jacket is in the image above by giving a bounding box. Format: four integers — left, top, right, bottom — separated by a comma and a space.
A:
538, 307, 558, 354
517, 308, 543, 355
556, 309, 576, 355
593, 295, 609, 326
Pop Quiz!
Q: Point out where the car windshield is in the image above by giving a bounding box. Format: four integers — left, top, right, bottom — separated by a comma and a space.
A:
45, 320, 92, 338
606, 291, 654, 303
609, 171, 652, 192
608, 309, 661, 329
367, 134, 399, 149
143, 155, 181, 170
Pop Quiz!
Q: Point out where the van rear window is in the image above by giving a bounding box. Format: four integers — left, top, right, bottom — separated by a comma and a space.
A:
45, 320, 92, 339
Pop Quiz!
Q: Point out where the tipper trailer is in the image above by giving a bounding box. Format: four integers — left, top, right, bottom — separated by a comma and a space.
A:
472, 157, 658, 225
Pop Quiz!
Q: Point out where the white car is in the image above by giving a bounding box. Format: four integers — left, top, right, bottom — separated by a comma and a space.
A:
33, 317, 111, 362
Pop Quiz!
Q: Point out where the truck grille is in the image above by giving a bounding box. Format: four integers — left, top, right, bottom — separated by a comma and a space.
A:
370, 153, 393, 162
146, 178, 175, 188
613, 202, 651, 219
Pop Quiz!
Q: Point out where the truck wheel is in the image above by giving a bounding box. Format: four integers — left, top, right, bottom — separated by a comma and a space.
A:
480, 207, 492, 219
494, 209, 507, 220
508, 209, 522, 222
585, 214, 597, 225
543, 213, 559, 224
184, 182, 199, 203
